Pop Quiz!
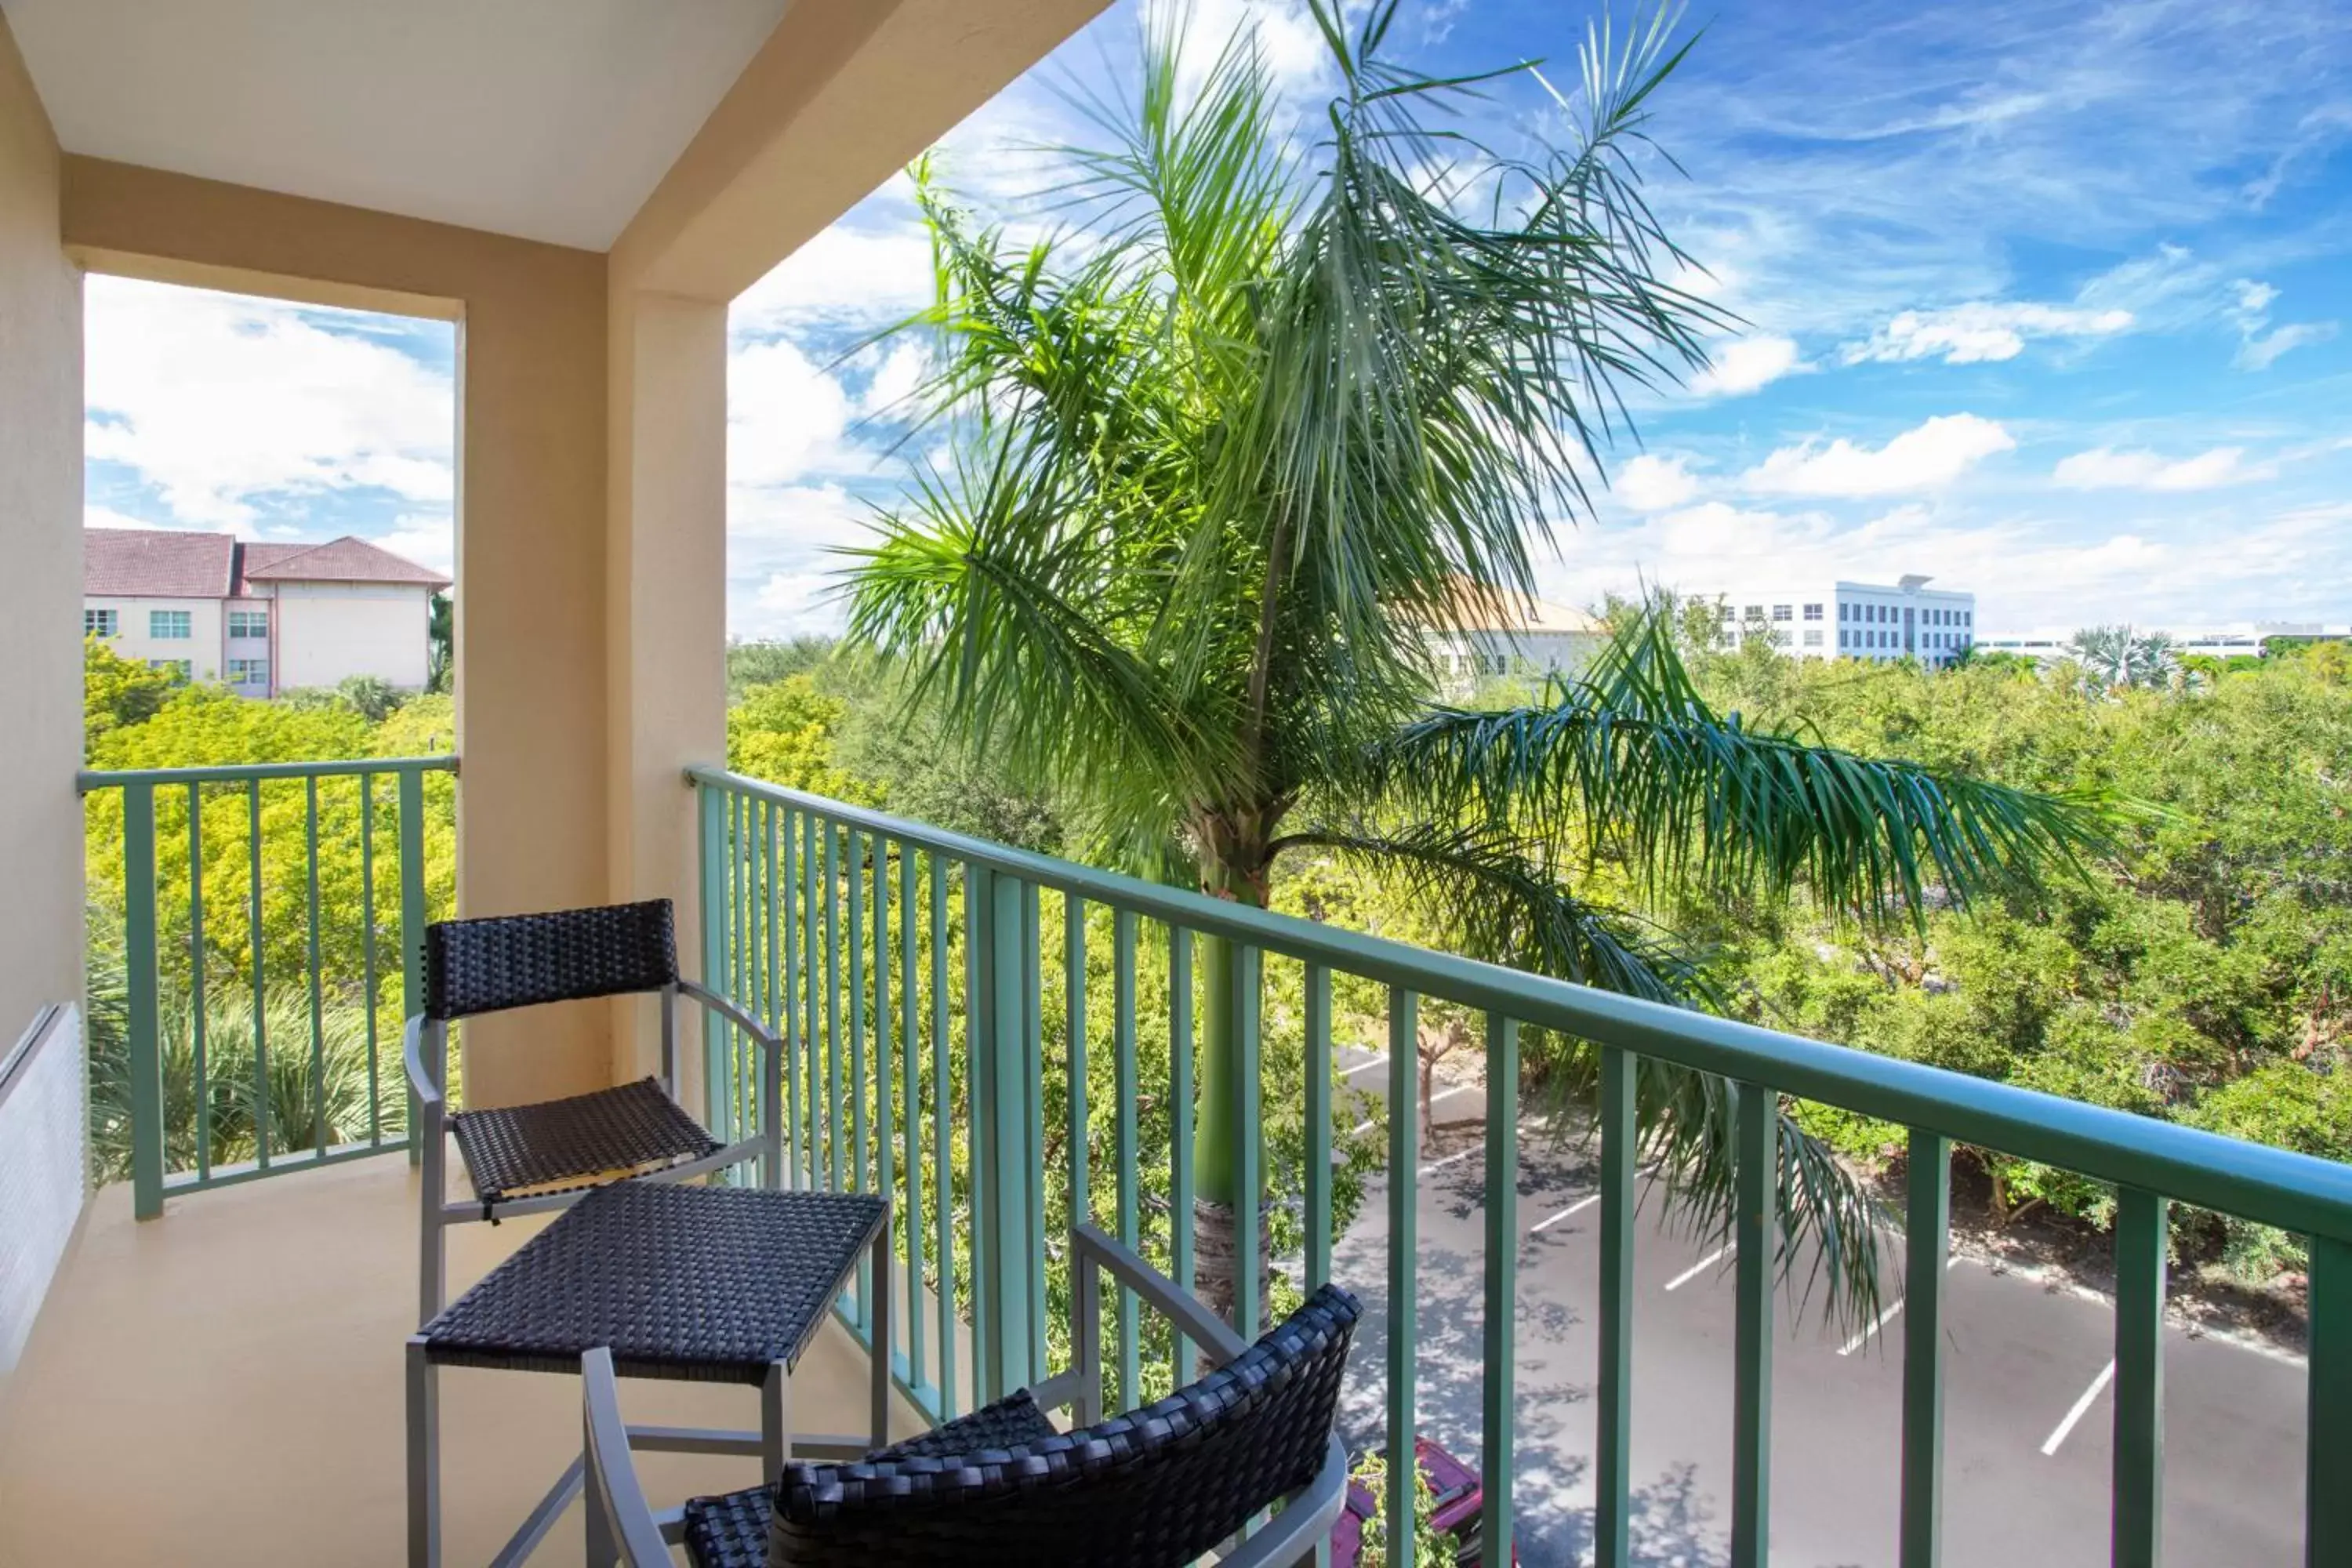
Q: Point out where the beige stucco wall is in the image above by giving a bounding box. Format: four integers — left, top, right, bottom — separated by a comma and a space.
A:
60, 158, 611, 1109
271, 582, 434, 691
85, 594, 223, 681
0, 13, 84, 1054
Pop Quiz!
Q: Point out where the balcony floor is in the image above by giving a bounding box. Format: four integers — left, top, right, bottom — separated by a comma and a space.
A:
0, 1156, 920, 1566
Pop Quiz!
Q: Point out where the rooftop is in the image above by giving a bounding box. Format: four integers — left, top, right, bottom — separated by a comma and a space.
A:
85, 527, 451, 598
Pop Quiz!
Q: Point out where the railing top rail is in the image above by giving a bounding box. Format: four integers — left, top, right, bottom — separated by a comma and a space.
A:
690, 764, 2352, 1243
78, 755, 458, 791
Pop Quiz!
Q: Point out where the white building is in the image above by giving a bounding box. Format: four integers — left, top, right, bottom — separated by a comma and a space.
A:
1423, 583, 1604, 694
1693, 573, 1976, 666
1977, 623, 2352, 662
84, 528, 450, 696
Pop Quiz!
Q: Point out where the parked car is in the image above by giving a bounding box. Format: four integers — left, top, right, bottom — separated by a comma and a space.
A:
1330, 1436, 1518, 1566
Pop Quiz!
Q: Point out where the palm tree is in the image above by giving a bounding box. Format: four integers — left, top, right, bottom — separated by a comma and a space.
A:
846, 1, 2103, 1323
2067, 624, 2180, 695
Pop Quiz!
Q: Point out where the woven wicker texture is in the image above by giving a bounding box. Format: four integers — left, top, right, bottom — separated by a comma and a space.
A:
423, 899, 677, 1021
419, 1183, 886, 1384
768, 1283, 1360, 1566
681, 1394, 1061, 1568
449, 1076, 720, 1206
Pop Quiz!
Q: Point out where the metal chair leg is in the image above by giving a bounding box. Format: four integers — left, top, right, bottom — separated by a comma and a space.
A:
763, 1359, 793, 1486
870, 1214, 893, 1447
407, 1336, 439, 1568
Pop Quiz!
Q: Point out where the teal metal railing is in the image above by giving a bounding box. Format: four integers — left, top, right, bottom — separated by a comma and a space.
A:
80, 757, 456, 1219
691, 764, 2352, 1568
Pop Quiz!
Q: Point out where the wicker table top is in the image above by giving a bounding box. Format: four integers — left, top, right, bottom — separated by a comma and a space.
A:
419, 1182, 887, 1386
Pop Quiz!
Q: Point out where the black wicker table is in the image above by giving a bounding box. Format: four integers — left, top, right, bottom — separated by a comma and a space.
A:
406, 1181, 891, 1568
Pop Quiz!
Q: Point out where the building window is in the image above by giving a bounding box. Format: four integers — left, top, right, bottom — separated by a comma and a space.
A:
1719, 604, 1735, 623
84, 608, 118, 637
227, 658, 270, 688
1803, 603, 1823, 620
1802, 630, 1823, 647
1772, 604, 1791, 622
150, 609, 192, 640
1838, 630, 1849, 648
228, 608, 269, 638
1745, 604, 1762, 619
147, 659, 192, 681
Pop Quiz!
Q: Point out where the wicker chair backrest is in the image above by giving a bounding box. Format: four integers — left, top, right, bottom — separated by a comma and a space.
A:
769, 1283, 1360, 1567
423, 900, 678, 1022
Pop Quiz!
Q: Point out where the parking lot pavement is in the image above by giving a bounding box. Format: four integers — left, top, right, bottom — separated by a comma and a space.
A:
1320, 1048, 2307, 1566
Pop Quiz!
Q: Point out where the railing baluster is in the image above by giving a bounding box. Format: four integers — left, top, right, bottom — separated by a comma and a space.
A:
123, 781, 163, 1219
396, 770, 425, 1154
360, 775, 377, 1149
725, 789, 744, 1141
1022, 880, 1046, 1385
1900, 1129, 1951, 1568
697, 782, 727, 1131
930, 853, 956, 1419
250, 779, 269, 1171
978, 869, 1030, 1403
900, 843, 926, 1402
1731, 1081, 1777, 1568
1229, 939, 1262, 1345
1595, 1045, 1635, 1568
779, 806, 800, 1187
2113, 1187, 2167, 1568
1169, 924, 1195, 1381
1113, 908, 1141, 1407
1386, 987, 1419, 1568
874, 835, 895, 1364
2310, 1236, 2352, 1567
188, 782, 209, 1180
306, 775, 325, 1157
803, 812, 821, 1190
849, 829, 869, 1329
824, 822, 843, 1195
964, 862, 990, 1395
1481, 1014, 1519, 1566
1064, 895, 1089, 1363
1305, 964, 1331, 1294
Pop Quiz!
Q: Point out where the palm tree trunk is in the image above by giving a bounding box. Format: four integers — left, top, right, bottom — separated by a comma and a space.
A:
1193, 919, 1271, 1335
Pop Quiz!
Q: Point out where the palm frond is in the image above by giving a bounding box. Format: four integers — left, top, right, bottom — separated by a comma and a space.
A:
1272, 819, 1704, 1004
1378, 604, 2116, 924
1279, 815, 1889, 1328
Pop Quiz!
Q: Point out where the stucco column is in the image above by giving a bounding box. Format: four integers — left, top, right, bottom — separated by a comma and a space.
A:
605, 289, 729, 1090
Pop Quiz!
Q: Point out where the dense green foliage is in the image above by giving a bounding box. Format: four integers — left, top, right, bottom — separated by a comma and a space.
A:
1682, 634, 2352, 1274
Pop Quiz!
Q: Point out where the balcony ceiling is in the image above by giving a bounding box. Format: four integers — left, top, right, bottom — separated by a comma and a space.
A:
2, 0, 789, 250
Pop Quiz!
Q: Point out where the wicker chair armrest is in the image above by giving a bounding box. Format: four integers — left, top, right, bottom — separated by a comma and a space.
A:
677, 978, 783, 1058
403, 1015, 443, 1109
582, 1347, 672, 1568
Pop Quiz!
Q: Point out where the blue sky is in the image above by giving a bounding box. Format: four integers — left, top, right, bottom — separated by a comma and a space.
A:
83, 0, 2352, 637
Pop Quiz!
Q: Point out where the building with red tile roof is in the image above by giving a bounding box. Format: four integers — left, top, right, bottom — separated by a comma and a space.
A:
84, 528, 449, 695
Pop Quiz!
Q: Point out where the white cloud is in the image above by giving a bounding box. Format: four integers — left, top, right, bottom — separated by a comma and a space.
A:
728, 338, 873, 490
372, 515, 455, 575
1615, 452, 1702, 511
2237, 320, 2337, 372
83, 274, 454, 528
2053, 445, 2262, 492
1742, 414, 2016, 498
731, 220, 936, 336
85, 504, 165, 532
2227, 275, 2336, 371
1690, 334, 1806, 396
1843, 301, 2132, 365
1178, 0, 1334, 94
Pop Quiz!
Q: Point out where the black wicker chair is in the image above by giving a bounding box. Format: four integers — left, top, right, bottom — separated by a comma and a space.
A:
405, 898, 784, 1324
583, 1224, 1360, 1567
